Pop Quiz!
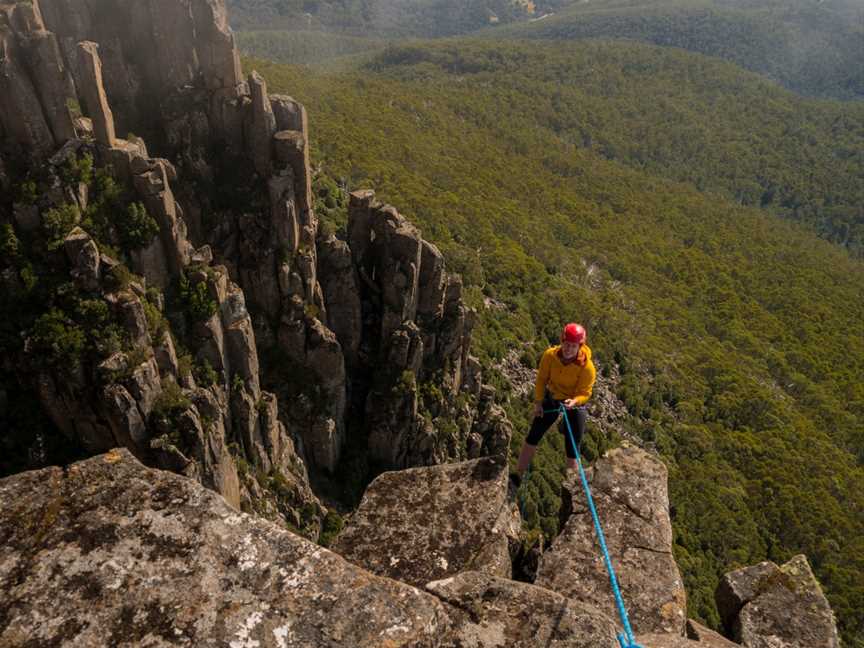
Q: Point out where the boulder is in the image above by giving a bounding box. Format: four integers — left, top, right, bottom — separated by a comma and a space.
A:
714, 560, 778, 630
687, 619, 739, 646
100, 383, 148, 454
427, 571, 619, 648
638, 632, 737, 648
118, 292, 151, 349
63, 226, 100, 291
536, 446, 687, 636
715, 555, 839, 648
0, 449, 451, 647
332, 456, 520, 586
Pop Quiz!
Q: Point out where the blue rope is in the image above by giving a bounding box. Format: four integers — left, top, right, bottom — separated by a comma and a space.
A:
557, 403, 643, 648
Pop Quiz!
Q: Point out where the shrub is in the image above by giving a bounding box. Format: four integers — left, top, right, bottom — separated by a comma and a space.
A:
60, 153, 93, 186
318, 509, 345, 547
65, 98, 82, 118
194, 358, 219, 387
74, 298, 110, 329
177, 353, 193, 379
0, 224, 20, 262
117, 202, 159, 250
29, 309, 85, 369
42, 204, 80, 250
151, 379, 191, 427
15, 180, 38, 205
142, 299, 168, 340
104, 264, 134, 292
178, 274, 217, 322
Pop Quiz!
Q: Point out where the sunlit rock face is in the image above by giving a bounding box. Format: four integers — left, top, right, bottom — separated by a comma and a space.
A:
0, 449, 451, 647
426, 570, 620, 648
535, 445, 687, 636
1, 0, 502, 534
332, 455, 521, 586
715, 554, 840, 648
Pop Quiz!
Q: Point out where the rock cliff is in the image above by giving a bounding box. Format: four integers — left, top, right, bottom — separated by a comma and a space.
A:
536, 445, 687, 636
0, 447, 841, 647
0, 0, 503, 532
0, 449, 450, 647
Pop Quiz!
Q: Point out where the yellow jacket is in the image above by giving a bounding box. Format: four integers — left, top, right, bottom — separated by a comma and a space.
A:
534, 344, 596, 405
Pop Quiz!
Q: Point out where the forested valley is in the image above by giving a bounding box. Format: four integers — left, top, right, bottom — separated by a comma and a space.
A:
241, 37, 864, 643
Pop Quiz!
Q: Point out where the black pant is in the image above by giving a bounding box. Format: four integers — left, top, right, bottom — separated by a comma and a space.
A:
526, 397, 587, 459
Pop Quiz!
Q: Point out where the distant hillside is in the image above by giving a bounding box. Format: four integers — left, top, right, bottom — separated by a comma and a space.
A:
489, 0, 864, 100
228, 0, 537, 36
229, 0, 864, 98
246, 37, 864, 642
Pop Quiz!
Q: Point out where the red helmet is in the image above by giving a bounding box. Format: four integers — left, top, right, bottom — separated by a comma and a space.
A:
562, 323, 586, 344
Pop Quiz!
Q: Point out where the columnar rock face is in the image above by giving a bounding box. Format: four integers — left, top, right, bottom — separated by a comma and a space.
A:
426, 571, 620, 648
535, 445, 687, 636
0, 450, 452, 647
75, 41, 115, 147
333, 456, 521, 586
715, 555, 839, 648
345, 190, 488, 470
0, 0, 502, 539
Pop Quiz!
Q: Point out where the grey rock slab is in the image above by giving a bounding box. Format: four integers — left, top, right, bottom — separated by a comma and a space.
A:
638, 634, 735, 648
0, 449, 452, 647
333, 456, 520, 587
686, 619, 739, 646
715, 560, 778, 630
536, 446, 686, 636
719, 555, 839, 648
426, 571, 619, 648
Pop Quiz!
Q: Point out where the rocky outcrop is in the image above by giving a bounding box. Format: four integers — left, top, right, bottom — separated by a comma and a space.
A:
535, 445, 687, 636
715, 555, 839, 648
640, 619, 740, 648
333, 456, 521, 586
686, 619, 740, 646
345, 190, 489, 471
0, 449, 451, 647
75, 41, 115, 147
638, 633, 737, 648
427, 571, 620, 648
0, 0, 504, 542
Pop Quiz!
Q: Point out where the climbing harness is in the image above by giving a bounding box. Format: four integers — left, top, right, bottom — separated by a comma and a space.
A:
556, 402, 643, 648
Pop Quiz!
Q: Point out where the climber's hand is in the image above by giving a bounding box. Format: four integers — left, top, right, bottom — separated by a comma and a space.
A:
564, 398, 579, 409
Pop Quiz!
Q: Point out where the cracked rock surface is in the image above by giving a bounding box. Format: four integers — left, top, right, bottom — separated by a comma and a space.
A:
332, 456, 520, 587
535, 445, 686, 635
0, 449, 451, 647
715, 554, 839, 648
427, 571, 619, 647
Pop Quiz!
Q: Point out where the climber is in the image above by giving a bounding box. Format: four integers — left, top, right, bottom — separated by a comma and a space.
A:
511, 322, 596, 486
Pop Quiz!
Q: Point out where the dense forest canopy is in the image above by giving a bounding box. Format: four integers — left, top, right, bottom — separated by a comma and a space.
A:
239, 36, 864, 255
244, 36, 864, 643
